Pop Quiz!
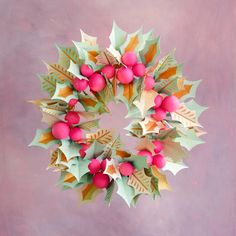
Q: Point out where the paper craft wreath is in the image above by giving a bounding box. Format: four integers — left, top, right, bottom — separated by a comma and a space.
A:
30, 22, 206, 207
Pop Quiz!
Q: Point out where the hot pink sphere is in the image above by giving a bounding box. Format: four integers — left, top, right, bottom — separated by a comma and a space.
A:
101, 159, 107, 171
52, 122, 70, 140
144, 76, 155, 90
68, 98, 78, 107
69, 127, 82, 141
154, 95, 163, 108
152, 154, 166, 169
79, 143, 89, 158
73, 78, 88, 92
92, 173, 110, 189
121, 51, 137, 66
138, 150, 153, 166
65, 111, 80, 125
119, 162, 134, 176
132, 63, 146, 77
80, 64, 94, 77
89, 73, 106, 92
152, 140, 163, 153
151, 107, 167, 121
88, 159, 101, 174
101, 65, 115, 79
161, 95, 180, 112
117, 67, 134, 84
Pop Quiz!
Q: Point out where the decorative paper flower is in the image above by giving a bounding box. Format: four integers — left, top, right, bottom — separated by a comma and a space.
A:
29, 22, 207, 207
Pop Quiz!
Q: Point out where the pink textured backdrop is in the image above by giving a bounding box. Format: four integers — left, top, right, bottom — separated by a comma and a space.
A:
0, 0, 236, 235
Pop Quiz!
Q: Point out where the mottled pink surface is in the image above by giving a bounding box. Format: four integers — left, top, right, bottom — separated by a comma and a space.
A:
1, 0, 236, 235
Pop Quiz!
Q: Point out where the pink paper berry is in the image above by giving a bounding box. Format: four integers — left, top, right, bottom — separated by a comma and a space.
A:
73, 78, 88, 92
88, 159, 101, 174
132, 63, 146, 77
154, 95, 163, 108
117, 67, 134, 84
69, 127, 82, 141
101, 159, 107, 171
161, 95, 180, 112
79, 143, 89, 158
119, 162, 134, 176
80, 64, 94, 77
65, 111, 80, 125
68, 98, 78, 107
121, 51, 137, 66
89, 73, 106, 92
144, 75, 155, 90
152, 154, 166, 169
101, 65, 115, 79
138, 150, 153, 166
92, 172, 110, 189
151, 107, 167, 121
52, 122, 70, 140
152, 140, 163, 153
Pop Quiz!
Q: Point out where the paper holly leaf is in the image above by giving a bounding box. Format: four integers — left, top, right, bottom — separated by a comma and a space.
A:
157, 64, 182, 81
156, 127, 179, 140
84, 141, 104, 160
125, 121, 143, 138
104, 180, 115, 205
29, 128, 58, 149
115, 149, 131, 158
96, 49, 119, 66
77, 119, 100, 131
109, 21, 127, 51
139, 117, 166, 135
104, 158, 121, 180
80, 183, 102, 203
80, 30, 97, 46
136, 137, 155, 153
185, 99, 208, 118
86, 129, 113, 144
59, 140, 81, 160
77, 111, 97, 119
106, 45, 122, 63
140, 37, 160, 67
162, 159, 188, 175
133, 89, 158, 118
102, 136, 122, 158
191, 126, 206, 137
41, 111, 60, 126
120, 155, 148, 170
57, 171, 78, 190
67, 60, 87, 79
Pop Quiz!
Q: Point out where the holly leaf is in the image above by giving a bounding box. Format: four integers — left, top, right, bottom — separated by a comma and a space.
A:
104, 158, 121, 180
80, 30, 97, 46
136, 137, 155, 153
162, 159, 188, 175
102, 136, 122, 158
120, 155, 148, 170
96, 49, 119, 66
139, 117, 166, 135
185, 99, 208, 118
80, 183, 102, 203
41, 112, 60, 126
104, 180, 115, 205
67, 60, 87, 79
77, 119, 100, 131
125, 121, 143, 138
59, 140, 81, 160
86, 129, 113, 144
83, 141, 104, 160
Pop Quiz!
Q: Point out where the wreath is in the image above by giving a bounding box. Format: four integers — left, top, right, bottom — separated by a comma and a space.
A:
30, 22, 206, 207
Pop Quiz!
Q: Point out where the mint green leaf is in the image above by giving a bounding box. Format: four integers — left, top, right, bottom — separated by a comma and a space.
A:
84, 141, 104, 160
59, 140, 81, 160
120, 155, 148, 170
185, 99, 208, 118
77, 119, 100, 131
180, 80, 201, 101
104, 180, 115, 205
163, 159, 188, 175
154, 77, 181, 95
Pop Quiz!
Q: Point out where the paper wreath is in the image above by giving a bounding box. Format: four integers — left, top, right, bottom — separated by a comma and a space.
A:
29, 22, 206, 207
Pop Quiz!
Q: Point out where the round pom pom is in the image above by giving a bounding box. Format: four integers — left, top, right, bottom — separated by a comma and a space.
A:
69, 127, 82, 141
121, 52, 137, 66
101, 65, 115, 79
89, 73, 106, 92
151, 107, 167, 121
117, 67, 134, 84
154, 95, 163, 108
119, 162, 134, 176
65, 111, 80, 125
152, 154, 166, 169
88, 159, 101, 174
68, 98, 78, 107
73, 78, 88, 92
80, 64, 93, 77
79, 143, 89, 158
101, 159, 107, 171
138, 150, 153, 166
161, 95, 180, 112
144, 76, 155, 90
52, 122, 70, 140
152, 140, 163, 153
132, 63, 146, 77
92, 172, 110, 189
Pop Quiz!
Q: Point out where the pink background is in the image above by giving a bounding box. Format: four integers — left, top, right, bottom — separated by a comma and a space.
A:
1, 0, 236, 235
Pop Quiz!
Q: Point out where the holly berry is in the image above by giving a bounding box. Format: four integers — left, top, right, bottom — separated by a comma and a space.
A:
117, 67, 134, 84
73, 78, 88, 92
79, 143, 89, 158
161, 95, 180, 112
154, 95, 163, 108
101, 159, 107, 171
144, 76, 155, 90
80, 64, 94, 77
152, 154, 166, 169
89, 73, 106, 92
152, 140, 163, 153
101, 65, 115, 79
65, 111, 80, 125
69, 127, 82, 141
151, 107, 167, 121
132, 63, 146, 77
119, 162, 134, 176
138, 150, 153, 166
92, 172, 110, 189
52, 122, 70, 140
88, 159, 101, 174
121, 51, 137, 66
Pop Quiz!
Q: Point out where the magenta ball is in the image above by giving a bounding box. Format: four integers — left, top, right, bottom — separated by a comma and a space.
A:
119, 162, 134, 176
138, 150, 153, 166
68, 98, 78, 107
154, 95, 163, 108
161, 95, 180, 112
121, 51, 137, 66
92, 173, 110, 189
65, 111, 80, 125
101, 65, 115, 79
151, 107, 167, 121
52, 122, 70, 140
79, 143, 89, 158
80, 64, 94, 77
88, 159, 101, 174
152, 140, 163, 153
89, 73, 106, 92
117, 67, 134, 84
69, 127, 82, 141
152, 154, 166, 169
144, 76, 155, 90
132, 63, 146, 77
73, 78, 88, 92
101, 159, 107, 171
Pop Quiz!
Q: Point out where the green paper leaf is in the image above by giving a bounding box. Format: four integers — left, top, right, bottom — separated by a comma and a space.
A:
59, 140, 81, 160
77, 119, 100, 131
102, 136, 122, 158
154, 77, 181, 95
104, 180, 115, 205
179, 80, 201, 101
163, 159, 188, 175
67, 60, 87, 79
185, 99, 208, 118
125, 121, 143, 138
84, 141, 104, 160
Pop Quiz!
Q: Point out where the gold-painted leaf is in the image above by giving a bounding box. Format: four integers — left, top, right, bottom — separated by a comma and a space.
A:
115, 149, 131, 158
80, 183, 102, 202
139, 117, 166, 135
96, 50, 119, 66
102, 136, 122, 157
174, 84, 192, 98
86, 129, 113, 144
78, 119, 100, 131
136, 137, 155, 153
104, 159, 121, 179
151, 166, 171, 191
64, 172, 76, 183
125, 121, 144, 138
155, 77, 183, 95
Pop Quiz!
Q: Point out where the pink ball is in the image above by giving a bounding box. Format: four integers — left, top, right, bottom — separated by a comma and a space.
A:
68, 98, 78, 107
101, 159, 107, 171
151, 107, 167, 121
152, 154, 166, 169
101, 65, 115, 79
121, 51, 137, 66
152, 140, 163, 153
144, 76, 155, 90
138, 150, 153, 166
119, 162, 134, 176
69, 127, 82, 141
89, 73, 106, 92
80, 64, 94, 77
154, 95, 163, 108
161, 95, 180, 112
73, 78, 88, 92
52, 122, 70, 140
132, 63, 146, 77
88, 159, 101, 174
65, 111, 80, 125
79, 143, 89, 158
117, 67, 134, 84
92, 172, 110, 189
